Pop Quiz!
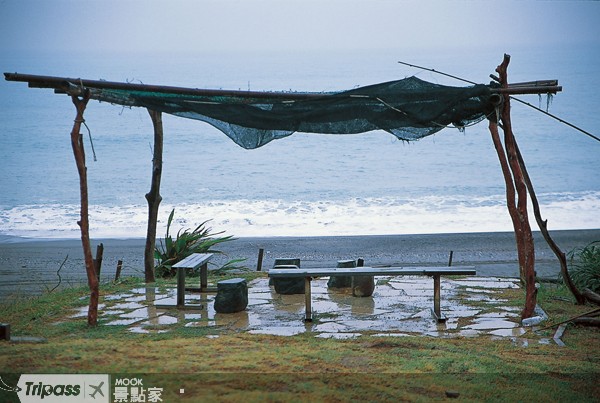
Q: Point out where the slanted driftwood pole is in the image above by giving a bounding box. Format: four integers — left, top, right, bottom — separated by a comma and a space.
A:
489, 54, 537, 319
70, 91, 99, 326
144, 109, 163, 283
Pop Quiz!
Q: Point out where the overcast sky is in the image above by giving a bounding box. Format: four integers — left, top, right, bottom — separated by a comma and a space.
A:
1, 0, 599, 54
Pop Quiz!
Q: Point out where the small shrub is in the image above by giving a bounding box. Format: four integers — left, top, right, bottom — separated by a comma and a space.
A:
154, 209, 245, 278
566, 241, 600, 293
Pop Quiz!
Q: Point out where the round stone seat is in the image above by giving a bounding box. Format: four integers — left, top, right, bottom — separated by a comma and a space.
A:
214, 278, 248, 313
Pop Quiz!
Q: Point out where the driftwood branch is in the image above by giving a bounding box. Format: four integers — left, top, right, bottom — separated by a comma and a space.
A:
514, 138, 585, 304
70, 91, 99, 327
144, 109, 163, 283
491, 54, 537, 319
536, 307, 600, 332
582, 288, 600, 306
49, 255, 68, 293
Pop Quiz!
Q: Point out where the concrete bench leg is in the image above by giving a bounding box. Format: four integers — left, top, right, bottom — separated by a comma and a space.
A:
200, 263, 208, 291
431, 274, 447, 323
304, 277, 312, 322
177, 268, 186, 308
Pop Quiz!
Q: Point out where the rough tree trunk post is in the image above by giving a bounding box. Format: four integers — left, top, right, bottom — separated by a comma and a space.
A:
494, 54, 537, 319
144, 109, 163, 283
70, 91, 99, 327
514, 142, 586, 304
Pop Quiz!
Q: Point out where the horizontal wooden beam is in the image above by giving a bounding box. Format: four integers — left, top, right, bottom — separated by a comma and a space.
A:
4, 72, 332, 100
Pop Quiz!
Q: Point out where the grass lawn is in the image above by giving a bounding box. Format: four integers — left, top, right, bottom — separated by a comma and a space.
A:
1, 275, 598, 402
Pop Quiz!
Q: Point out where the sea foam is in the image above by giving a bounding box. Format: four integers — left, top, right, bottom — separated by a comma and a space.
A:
2, 191, 598, 239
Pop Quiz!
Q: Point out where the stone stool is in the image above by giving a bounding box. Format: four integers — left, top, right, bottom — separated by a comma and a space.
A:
214, 278, 248, 313
271, 258, 305, 295
327, 259, 356, 288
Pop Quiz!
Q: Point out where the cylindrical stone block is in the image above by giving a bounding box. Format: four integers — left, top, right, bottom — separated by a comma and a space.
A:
327, 259, 356, 288
271, 258, 304, 294
214, 278, 248, 313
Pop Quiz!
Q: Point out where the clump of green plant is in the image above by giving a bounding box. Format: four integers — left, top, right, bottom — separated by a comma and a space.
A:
566, 240, 600, 293
154, 209, 246, 278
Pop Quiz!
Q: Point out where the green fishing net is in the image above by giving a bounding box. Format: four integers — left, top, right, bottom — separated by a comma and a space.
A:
89, 76, 495, 149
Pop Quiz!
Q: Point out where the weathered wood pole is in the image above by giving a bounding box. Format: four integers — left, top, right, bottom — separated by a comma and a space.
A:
115, 259, 123, 282
256, 248, 264, 272
144, 109, 164, 283
93, 243, 104, 280
490, 54, 537, 319
70, 91, 99, 326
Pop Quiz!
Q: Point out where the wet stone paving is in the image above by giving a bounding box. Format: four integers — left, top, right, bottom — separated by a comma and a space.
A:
68, 276, 554, 345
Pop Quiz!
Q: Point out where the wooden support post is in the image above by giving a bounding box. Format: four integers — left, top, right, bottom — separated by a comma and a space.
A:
304, 277, 312, 322
200, 262, 208, 291
0, 323, 10, 341
114, 259, 123, 282
489, 54, 537, 319
144, 109, 163, 284
256, 248, 264, 272
70, 91, 98, 327
93, 243, 104, 280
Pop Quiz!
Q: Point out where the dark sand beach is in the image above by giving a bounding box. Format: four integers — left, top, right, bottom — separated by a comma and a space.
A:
1, 229, 599, 301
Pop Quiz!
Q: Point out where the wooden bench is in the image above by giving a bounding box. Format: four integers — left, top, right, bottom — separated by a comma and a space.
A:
268, 265, 476, 323
171, 253, 214, 308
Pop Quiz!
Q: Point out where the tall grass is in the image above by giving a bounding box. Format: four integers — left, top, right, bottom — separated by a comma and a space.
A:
154, 209, 245, 278
567, 240, 600, 293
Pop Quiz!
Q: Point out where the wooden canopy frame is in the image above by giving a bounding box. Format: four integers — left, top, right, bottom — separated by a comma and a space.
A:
4, 54, 584, 326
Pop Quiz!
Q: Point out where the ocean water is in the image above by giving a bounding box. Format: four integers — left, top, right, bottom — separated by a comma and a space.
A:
1, 45, 599, 239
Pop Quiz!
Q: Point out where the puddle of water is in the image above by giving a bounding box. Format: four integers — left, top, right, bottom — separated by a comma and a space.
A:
445, 307, 482, 317
124, 295, 150, 302
214, 311, 251, 329
111, 302, 145, 310
314, 321, 350, 333
121, 307, 159, 320
87, 276, 554, 341
372, 332, 412, 337
105, 318, 144, 326
185, 321, 217, 328
248, 327, 308, 336
183, 313, 204, 320
462, 288, 496, 294
451, 279, 520, 289
104, 293, 133, 301
247, 298, 271, 306
316, 332, 361, 339
70, 304, 106, 318
70, 307, 89, 318
488, 327, 526, 337
128, 326, 169, 334
497, 306, 521, 312
456, 329, 482, 337
129, 287, 160, 294
140, 315, 179, 326
478, 311, 519, 319
102, 310, 126, 316
465, 318, 518, 330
